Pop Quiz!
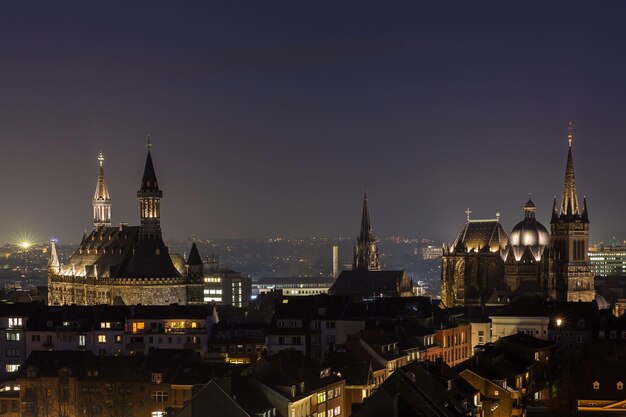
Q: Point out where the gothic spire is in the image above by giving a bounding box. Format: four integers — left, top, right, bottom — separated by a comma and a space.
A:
187, 241, 203, 266
48, 239, 60, 270
359, 188, 373, 242
353, 188, 380, 271
141, 137, 159, 192
137, 138, 163, 239
94, 151, 110, 201
93, 150, 112, 228
560, 123, 579, 216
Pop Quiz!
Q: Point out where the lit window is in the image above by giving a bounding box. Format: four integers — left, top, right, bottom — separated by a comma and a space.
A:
97, 335, 107, 344
151, 412, 165, 417
152, 373, 163, 384
618, 382, 624, 390
79, 335, 86, 347
593, 381, 600, 390
5, 365, 19, 373
5, 333, 19, 342
8, 318, 22, 328
132, 322, 145, 334
317, 391, 326, 403
115, 335, 123, 344
151, 391, 168, 402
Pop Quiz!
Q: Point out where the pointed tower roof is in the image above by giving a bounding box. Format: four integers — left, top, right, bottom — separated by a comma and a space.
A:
48, 240, 60, 268
359, 188, 373, 242
141, 136, 160, 192
187, 242, 203, 266
94, 150, 110, 201
560, 123, 580, 216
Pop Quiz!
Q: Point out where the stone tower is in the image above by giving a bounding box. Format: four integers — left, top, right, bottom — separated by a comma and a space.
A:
353, 189, 381, 271
93, 150, 111, 229
550, 124, 594, 302
138, 139, 163, 239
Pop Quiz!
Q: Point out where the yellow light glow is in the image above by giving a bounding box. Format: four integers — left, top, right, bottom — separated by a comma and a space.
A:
19, 241, 32, 249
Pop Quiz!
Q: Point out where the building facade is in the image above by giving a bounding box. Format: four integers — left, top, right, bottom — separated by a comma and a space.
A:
442, 125, 595, 306
48, 145, 205, 306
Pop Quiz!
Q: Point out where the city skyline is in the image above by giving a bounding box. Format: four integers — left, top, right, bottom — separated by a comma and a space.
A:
1, 2, 626, 244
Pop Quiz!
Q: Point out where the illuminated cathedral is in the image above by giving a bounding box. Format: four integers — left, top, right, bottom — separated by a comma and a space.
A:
48, 142, 204, 306
441, 125, 595, 306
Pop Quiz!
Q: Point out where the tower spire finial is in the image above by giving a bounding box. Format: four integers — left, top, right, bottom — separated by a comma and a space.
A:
465, 208, 472, 222
567, 121, 573, 147
147, 134, 152, 150
560, 122, 579, 216
93, 150, 111, 228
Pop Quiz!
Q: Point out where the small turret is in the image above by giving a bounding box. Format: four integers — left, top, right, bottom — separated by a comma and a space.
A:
93, 150, 111, 229
48, 240, 60, 275
137, 136, 163, 239
186, 239, 203, 279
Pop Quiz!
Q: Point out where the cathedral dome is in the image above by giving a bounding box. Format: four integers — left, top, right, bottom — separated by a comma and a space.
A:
508, 198, 550, 259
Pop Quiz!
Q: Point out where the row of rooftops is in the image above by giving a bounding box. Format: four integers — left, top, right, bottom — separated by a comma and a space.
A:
0, 303, 218, 332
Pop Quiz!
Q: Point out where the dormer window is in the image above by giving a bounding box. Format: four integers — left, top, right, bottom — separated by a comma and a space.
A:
593, 381, 600, 390
152, 373, 163, 384
618, 382, 623, 390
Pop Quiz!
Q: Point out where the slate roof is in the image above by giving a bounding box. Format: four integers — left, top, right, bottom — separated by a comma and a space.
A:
328, 270, 410, 297
177, 380, 250, 417
578, 360, 626, 401
58, 225, 182, 279
352, 364, 473, 417
452, 220, 508, 253
140, 150, 160, 192
187, 242, 203, 266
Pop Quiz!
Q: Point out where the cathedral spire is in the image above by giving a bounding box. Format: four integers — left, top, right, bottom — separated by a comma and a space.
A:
137, 138, 163, 239
359, 188, 372, 242
560, 122, 579, 216
353, 188, 380, 271
93, 150, 111, 228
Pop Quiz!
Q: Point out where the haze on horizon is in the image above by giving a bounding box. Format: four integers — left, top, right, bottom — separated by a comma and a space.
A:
1, 1, 625, 246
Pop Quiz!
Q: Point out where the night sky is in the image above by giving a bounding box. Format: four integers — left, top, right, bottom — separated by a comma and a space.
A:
1, 2, 626, 245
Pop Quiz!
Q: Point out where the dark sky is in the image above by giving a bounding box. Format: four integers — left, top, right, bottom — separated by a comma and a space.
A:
1, 1, 625, 245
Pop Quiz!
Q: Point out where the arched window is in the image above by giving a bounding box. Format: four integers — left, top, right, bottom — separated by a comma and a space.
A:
593, 381, 600, 390
618, 382, 623, 390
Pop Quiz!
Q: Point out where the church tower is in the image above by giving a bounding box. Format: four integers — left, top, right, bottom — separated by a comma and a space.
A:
93, 151, 111, 229
138, 139, 163, 239
47, 239, 60, 276
353, 190, 381, 271
550, 123, 594, 302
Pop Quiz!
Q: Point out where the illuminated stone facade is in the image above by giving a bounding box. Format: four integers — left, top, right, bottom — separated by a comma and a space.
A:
550, 126, 594, 302
503, 199, 556, 296
442, 125, 595, 305
48, 147, 204, 306
441, 218, 508, 306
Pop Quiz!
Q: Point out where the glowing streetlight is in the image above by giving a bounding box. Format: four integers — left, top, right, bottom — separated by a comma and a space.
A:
556, 318, 563, 327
